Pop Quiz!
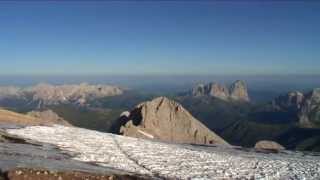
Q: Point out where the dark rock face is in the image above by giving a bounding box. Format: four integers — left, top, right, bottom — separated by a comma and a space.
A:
299, 89, 320, 127
192, 80, 250, 102
120, 97, 229, 146
273, 91, 305, 111
192, 84, 206, 97
0, 83, 123, 108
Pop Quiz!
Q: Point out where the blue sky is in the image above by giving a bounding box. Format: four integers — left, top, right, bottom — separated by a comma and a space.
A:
0, 1, 319, 75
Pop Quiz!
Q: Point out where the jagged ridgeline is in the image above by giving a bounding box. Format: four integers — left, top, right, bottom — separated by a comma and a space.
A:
0, 83, 123, 110
0, 83, 125, 132
177, 81, 320, 151
0, 81, 320, 151
191, 80, 250, 102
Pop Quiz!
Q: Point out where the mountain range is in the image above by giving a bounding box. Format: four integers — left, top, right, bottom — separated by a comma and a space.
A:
1, 79, 320, 180
0, 81, 320, 152
0, 83, 123, 109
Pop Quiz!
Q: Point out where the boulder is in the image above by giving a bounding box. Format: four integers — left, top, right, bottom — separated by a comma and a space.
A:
254, 140, 285, 152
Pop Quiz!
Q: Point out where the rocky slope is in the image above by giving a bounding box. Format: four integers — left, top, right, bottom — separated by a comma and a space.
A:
0, 83, 123, 108
271, 88, 320, 127
2, 125, 320, 179
192, 80, 250, 102
119, 97, 229, 146
0, 109, 69, 126
27, 109, 72, 126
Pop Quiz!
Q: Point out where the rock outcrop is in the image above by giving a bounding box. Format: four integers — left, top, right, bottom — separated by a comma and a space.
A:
0, 83, 123, 108
254, 140, 285, 152
192, 84, 206, 97
299, 88, 320, 127
27, 110, 72, 126
119, 97, 229, 146
192, 80, 250, 102
271, 89, 320, 128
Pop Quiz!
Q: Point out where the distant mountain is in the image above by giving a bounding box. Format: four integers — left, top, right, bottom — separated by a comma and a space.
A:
0, 83, 123, 109
270, 88, 320, 128
1, 81, 320, 152
192, 80, 250, 102
174, 83, 320, 151
119, 97, 229, 146
0, 108, 70, 126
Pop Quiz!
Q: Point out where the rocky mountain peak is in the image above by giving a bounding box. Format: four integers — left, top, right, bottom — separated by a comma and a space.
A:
191, 80, 250, 102
120, 97, 229, 146
273, 91, 305, 110
271, 88, 320, 128
207, 83, 230, 100
298, 88, 320, 127
308, 88, 320, 104
192, 84, 206, 96
230, 80, 250, 101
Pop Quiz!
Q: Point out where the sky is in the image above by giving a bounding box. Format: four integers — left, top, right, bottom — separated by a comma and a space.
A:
0, 1, 320, 76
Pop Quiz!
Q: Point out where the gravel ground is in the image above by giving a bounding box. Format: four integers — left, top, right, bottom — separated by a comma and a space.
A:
6, 125, 320, 180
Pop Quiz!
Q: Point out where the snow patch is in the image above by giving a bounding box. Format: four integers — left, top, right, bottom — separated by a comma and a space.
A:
6, 125, 320, 179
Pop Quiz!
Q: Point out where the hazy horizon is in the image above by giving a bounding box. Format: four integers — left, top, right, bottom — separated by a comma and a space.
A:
0, 74, 319, 96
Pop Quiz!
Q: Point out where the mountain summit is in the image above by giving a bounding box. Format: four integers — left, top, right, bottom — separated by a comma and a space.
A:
192, 80, 250, 102
119, 97, 229, 146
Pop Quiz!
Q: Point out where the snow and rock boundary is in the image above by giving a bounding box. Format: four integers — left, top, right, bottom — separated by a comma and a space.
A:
3, 125, 320, 179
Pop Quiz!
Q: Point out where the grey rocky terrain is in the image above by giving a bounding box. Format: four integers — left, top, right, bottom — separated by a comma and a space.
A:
0, 125, 149, 180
